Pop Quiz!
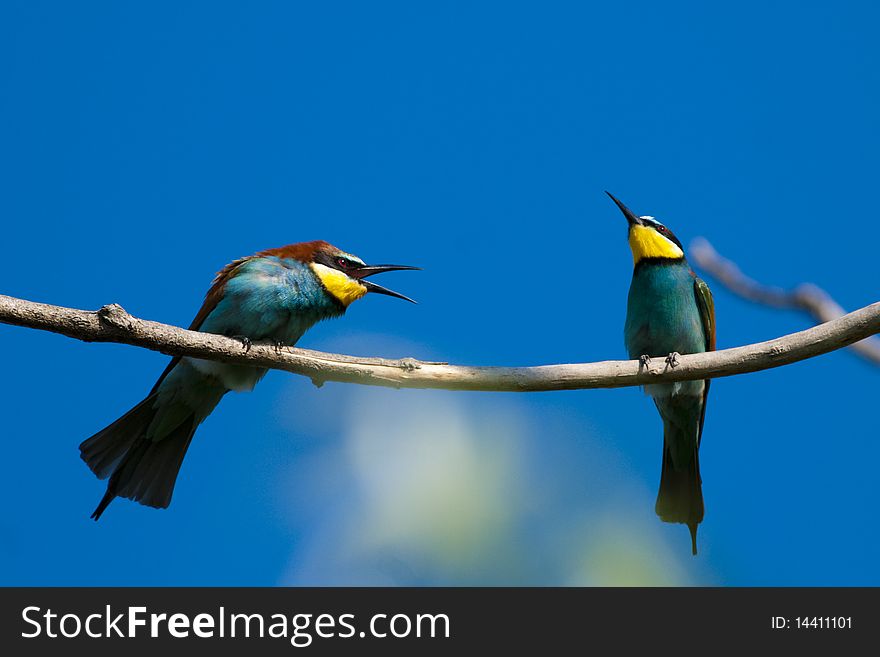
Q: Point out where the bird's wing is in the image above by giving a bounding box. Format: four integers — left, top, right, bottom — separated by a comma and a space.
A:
694, 276, 716, 352
693, 276, 716, 445
149, 257, 254, 395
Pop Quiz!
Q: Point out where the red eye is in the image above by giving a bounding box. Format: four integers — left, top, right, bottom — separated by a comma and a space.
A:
337, 257, 348, 268
657, 226, 667, 233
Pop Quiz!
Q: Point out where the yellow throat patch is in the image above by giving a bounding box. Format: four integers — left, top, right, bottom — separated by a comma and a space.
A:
628, 224, 684, 264
310, 263, 368, 306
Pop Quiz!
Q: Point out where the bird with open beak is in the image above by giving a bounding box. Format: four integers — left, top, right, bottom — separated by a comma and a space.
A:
80, 240, 418, 520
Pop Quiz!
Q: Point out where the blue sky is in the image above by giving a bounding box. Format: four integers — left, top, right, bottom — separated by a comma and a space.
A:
1, 1, 878, 585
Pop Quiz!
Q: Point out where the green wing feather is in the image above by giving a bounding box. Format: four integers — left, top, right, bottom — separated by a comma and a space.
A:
694, 276, 716, 352
693, 276, 716, 445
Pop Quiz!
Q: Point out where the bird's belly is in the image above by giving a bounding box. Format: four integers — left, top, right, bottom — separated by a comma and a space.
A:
632, 318, 705, 400
186, 358, 267, 392
644, 379, 705, 400
194, 303, 319, 391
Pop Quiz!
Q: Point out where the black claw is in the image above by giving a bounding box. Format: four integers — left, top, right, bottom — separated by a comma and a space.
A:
273, 340, 285, 354
639, 354, 652, 367
665, 352, 680, 368
233, 335, 252, 352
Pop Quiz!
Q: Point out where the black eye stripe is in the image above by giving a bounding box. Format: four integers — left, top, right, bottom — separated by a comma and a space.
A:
316, 251, 358, 271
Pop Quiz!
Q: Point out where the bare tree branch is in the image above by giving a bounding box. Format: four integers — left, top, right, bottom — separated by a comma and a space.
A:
0, 295, 880, 392
0, 292, 878, 392
690, 238, 880, 366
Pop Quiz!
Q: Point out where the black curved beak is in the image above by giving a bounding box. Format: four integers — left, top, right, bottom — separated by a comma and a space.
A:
354, 264, 420, 304
605, 191, 643, 227
353, 264, 421, 278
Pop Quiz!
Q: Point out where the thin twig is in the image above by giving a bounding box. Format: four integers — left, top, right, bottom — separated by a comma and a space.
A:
1, 293, 878, 391
690, 237, 880, 366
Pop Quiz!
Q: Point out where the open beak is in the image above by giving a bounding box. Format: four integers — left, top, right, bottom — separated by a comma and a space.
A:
354, 264, 420, 303
353, 264, 421, 278
605, 191, 643, 227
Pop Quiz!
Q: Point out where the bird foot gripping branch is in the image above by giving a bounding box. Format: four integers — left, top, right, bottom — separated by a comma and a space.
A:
233, 335, 253, 352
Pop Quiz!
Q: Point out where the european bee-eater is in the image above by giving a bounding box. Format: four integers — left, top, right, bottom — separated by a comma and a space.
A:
608, 192, 716, 555
80, 240, 417, 520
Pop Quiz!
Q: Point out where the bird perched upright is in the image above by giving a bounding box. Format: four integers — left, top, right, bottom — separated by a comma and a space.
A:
607, 192, 716, 555
80, 241, 417, 520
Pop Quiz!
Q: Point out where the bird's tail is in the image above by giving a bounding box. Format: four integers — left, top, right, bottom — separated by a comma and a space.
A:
79, 395, 198, 520
655, 432, 704, 556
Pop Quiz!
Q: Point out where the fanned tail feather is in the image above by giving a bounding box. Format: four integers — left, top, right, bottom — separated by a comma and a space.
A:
80, 396, 197, 520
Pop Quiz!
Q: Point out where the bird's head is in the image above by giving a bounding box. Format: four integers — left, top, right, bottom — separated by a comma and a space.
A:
296, 241, 418, 307
606, 192, 685, 266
